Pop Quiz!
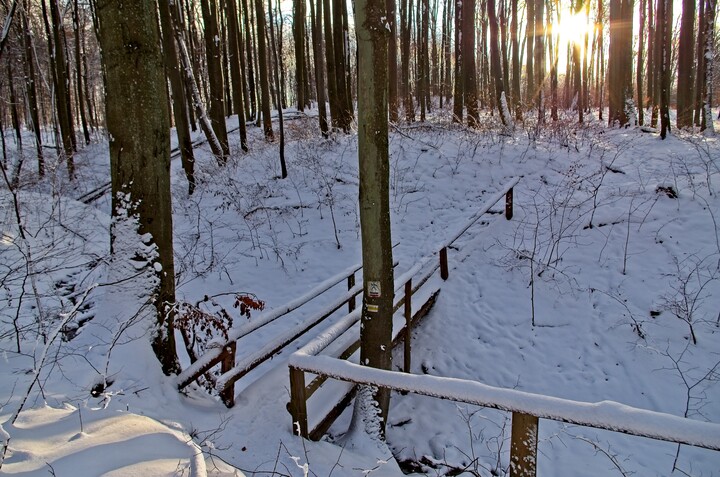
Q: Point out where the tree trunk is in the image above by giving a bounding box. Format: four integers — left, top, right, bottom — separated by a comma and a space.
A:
452, 0, 463, 121
487, 0, 507, 124
637, 0, 646, 125
309, 0, 329, 136
607, 0, 633, 126
72, 0, 90, 145
525, 0, 535, 106
201, 0, 230, 160
676, 0, 696, 129
159, 0, 196, 193
268, 0, 287, 177
241, 0, 257, 120
700, 0, 716, 133
463, 0, 478, 126
43, 0, 75, 178
659, 0, 672, 138
226, 0, 249, 151
402, 0, 415, 120
352, 0, 394, 436
21, 0, 43, 175
293, 0, 307, 110
255, 0, 274, 139
511, 0, 521, 119
96, 0, 179, 375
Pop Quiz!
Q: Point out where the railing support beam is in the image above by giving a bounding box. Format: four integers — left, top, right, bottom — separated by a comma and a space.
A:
510, 412, 538, 477
404, 280, 412, 373
219, 342, 237, 407
505, 187, 514, 220
289, 366, 309, 438
440, 247, 449, 280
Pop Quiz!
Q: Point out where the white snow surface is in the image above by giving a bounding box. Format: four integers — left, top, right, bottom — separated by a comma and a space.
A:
1, 110, 720, 476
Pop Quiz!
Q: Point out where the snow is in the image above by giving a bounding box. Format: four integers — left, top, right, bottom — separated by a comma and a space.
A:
2, 110, 720, 476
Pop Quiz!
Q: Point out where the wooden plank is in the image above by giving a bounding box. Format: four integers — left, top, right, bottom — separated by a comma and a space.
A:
309, 385, 357, 441
404, 280, 412, 373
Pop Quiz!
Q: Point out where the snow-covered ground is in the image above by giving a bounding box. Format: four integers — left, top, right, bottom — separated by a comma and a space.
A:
1, 110, 719, 476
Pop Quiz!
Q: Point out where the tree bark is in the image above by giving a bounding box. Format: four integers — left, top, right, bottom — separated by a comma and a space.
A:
352, 0, 394, 435
255, 0, 275, 139
226, 0, 249, 151
309, 0, 329, 136
96, 0, 179, 375
676, 0, 696, 129
159, 0, 196, 193
21, 0, 43, 175
201, 0, 230, 160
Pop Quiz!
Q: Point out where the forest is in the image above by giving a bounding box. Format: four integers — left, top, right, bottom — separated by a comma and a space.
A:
1, 0, 720, 475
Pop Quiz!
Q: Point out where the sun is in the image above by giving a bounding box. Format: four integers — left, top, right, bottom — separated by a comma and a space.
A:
552, 11, 593, 46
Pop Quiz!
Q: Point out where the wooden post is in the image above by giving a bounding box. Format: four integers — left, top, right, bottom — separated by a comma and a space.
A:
289, 366, 309, 438
440, 247, 449, 280
505, 187, 514, 220
348, 272, 356, 312
219, 341, 236, 407
510, 412, 538, 477
404, 279, 412, 373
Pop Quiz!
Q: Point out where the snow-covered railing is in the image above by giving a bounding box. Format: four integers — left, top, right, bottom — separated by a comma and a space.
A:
288, 355, 720, 476
287, 257, 442, 440
286, 178, 520, 439
177, 261, 365, 405
438, 177, 519, 279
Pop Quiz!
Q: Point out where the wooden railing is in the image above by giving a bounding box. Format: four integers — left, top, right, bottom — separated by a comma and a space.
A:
288, 353, 720, 476
288, 178, 520, 439
178, 178, 518, 409
177, 261, 364, 406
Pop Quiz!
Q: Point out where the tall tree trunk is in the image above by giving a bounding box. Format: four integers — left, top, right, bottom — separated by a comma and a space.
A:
676, 0, 696, 128
255, 0, 274, 139
96, 0, 179, 375
534, 0, 544, 120
72, 0, 90, 145
488, 0, 507, 124
700, 0, 716, 133
388, 0, 399, 121
511, 0, 521, 119
241, 0, 257, 120
352, 0, 394, 436
226, 0, 249, 151
637, 0, 646, 125
463, 0, 479, 126
525, 0, 535, 105
309, 0, 329, 136
693, 0, 705, 125
293, 0, 307, 110
43, 0, 75, 178
323, 0, 340, 128
402, 0, 415, 121
607, 0, 633, 126
201, 0, 230, 160
268, 0, 287, 177
21, 0, 42, 175
419, 0, 429, 120
452, 0, 462, 121
159, 0, 196, 193
659, 0, 672, 138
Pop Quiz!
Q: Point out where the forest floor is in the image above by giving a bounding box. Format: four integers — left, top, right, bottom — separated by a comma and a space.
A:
1, 109, 719, 476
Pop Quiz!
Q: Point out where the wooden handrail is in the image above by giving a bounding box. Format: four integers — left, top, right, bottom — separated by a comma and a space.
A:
289, 354, 720, 475
288, 179, 521, 440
